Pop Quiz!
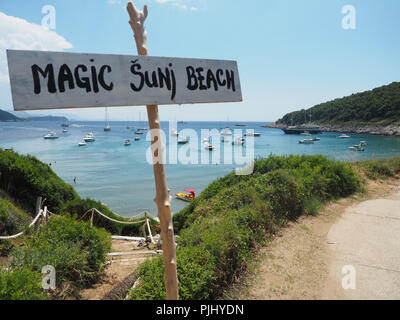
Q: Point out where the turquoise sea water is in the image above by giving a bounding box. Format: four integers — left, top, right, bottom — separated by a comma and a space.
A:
1, 120, 400, 217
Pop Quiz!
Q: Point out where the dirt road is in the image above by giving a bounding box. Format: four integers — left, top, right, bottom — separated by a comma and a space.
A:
231, 178, 400, 300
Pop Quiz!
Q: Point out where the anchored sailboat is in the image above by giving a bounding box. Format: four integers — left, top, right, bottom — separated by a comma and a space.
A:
104, 108, 111, 132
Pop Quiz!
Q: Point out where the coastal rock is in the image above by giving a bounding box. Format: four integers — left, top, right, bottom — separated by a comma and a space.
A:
265, 122, 400, 136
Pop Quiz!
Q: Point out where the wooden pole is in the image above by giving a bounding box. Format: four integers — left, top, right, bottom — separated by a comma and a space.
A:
34, 196, 42, 231
127, 2, 179, 300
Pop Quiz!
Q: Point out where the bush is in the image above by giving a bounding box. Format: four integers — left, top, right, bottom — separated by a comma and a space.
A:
357, 160, 396, 180
0, 149, 78, 213
131, 155, 362, 300
10, 216, 111, 289
0, 268, 46, 300
0, 198, 30, 256
0, 149, 151, 237
62, 198, 158, 236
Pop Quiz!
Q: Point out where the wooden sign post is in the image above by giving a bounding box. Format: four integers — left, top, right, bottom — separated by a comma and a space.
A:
126, 2, 179, 300
6, 1, 242, 301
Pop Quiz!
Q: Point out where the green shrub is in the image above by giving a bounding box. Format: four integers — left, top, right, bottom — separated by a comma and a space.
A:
0, 267, 46, 300
0, 149, 78, 213
0, 149, 150, 237
0, 198, 31, 256
358, 160, 396, 180
62, 198, 157, 236
132, 154, 362, 300
10, 216, 111, 289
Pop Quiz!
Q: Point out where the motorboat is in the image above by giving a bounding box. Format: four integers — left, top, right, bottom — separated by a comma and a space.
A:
299, 139, 314, 144
83, 133, 95, 142
312, 137, 320, 141
135, 128, 145, 135
44, 132, 59, 139
178, 138, 189, 144
348, 145, 365, 152
348, 143, 365, 152
300, 131, 311, 136
62, 128, 68, 133
221, 127, 233, 136
134, 136, 141, 141
78, 141, 87, 147
175, 189, 196, 202
244, 132, 261, 137
124, 140, 132, 146
337, 134, 350, 139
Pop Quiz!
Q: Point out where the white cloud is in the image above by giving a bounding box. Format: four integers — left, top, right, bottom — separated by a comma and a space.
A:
107, 0, 122, 4
0, 11, 73, 85
153, 0, 198, 11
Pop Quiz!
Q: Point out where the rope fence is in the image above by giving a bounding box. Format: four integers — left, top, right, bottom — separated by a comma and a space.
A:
1, 201, 158, 243
0, 209, 43, 240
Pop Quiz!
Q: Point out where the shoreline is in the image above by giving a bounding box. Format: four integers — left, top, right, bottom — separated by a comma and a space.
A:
264, 122, 400, 137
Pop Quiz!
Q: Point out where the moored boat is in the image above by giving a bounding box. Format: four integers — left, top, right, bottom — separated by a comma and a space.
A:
299, 139, 314, 144
83, 133, 95, 142
44, 132, 59, 139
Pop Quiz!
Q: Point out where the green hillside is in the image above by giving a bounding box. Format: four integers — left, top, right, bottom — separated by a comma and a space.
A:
0, 109, 21, 122
276, 82, 400, 126
0, 149, 153, 235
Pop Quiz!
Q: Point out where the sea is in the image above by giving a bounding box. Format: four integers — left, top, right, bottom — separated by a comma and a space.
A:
1, 120, 400, 217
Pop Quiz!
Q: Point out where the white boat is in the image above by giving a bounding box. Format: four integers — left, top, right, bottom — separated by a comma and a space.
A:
300, 131, 311, 136
312, 137, 320, 141
337, 134, 350, 139
221, 127, 233, 136
135, 128, 145, 135
348, 143, 365, 151
83, 133, 95, 142
244, 132, 261, 137
124, 140, 132, 146
299, 139, 314, 144
44, 132, 59, 139
178, 138, 189, 144
134, 136, 141, 141
78, 141, 87, 147
62, 128, 68, 133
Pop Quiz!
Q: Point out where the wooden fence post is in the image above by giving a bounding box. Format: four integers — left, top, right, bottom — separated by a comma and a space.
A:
34, 196, 42, 231
127, 2, 179, 300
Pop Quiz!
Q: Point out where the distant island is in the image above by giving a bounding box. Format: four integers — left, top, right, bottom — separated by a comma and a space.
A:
267, 82, 400, 136
0, 109, 68, 123
0, 109, 22, 122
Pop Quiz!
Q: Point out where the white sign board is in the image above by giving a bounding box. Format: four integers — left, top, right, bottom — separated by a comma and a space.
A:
7, 50, 242, 111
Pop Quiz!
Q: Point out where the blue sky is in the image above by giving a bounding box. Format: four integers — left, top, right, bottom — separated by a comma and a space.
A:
0, 0, 399, 121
